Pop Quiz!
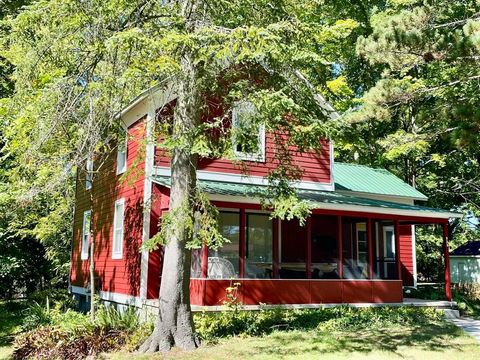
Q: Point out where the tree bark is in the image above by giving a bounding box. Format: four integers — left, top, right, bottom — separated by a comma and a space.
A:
140, 52, 200, 352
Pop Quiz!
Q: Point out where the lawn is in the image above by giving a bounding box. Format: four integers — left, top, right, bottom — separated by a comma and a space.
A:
105, 320, 480, 360
0, 301, 27, 360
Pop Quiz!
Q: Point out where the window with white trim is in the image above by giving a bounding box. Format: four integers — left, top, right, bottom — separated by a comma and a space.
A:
116, 134, 127, 175
232, 101, 265, 162
81, 210, 91, 260
86, 158, 93, 190
112, 198, 125, 259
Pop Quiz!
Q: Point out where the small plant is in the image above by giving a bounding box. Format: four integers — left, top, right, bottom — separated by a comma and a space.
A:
96, 305, 139, 332
224, 281, 242, 310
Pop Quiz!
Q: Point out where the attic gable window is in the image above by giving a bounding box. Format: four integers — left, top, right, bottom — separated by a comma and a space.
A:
232, 101, 266, 162
116, 134, 127, 175
85, 158, 93, 190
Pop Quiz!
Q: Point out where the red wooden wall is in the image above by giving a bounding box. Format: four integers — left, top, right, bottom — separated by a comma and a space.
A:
190, 279, 403, 306
399, 225, 414, 286
70, 119, 146, 297
154, 100, 332, 184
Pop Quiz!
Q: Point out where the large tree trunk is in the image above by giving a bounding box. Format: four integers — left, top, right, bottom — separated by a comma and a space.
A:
140, 52, 201, 352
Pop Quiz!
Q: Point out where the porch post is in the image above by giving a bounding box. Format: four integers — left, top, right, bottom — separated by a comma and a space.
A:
239, 209, 246, 278
272, 218, 279, 279
394, 220, 402, 281
368, 218, 374, 279
201, 243, 208, 278
337, 215, 343, 279
306, 216, 312, 279
443, 222, 452, 301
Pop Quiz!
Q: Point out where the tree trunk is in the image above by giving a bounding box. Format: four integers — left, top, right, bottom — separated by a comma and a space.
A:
140, 53, 200, 352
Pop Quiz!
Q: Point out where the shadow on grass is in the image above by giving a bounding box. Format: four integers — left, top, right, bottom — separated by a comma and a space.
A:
0, 301, 28, 348
233, 322, 467, 358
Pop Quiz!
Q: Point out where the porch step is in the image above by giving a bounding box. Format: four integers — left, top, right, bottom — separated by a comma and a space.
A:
443, 309, 461, 319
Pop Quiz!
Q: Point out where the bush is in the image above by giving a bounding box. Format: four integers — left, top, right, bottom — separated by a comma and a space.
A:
14, 304, 144, 359
193, 306, 442, 342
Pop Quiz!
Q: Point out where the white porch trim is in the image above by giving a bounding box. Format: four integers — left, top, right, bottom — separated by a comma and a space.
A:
412, 225, 418, 288
152, 166, 335, 192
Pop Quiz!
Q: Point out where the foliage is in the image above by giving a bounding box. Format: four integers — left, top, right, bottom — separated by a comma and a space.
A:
193, 306, 442, 342
405, 283, 480, 319
13, 303, 144, 359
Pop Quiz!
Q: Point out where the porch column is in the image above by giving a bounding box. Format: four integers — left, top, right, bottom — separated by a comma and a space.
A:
394, 220, 402, 281
337, 216, 343, 279
272, 218, 279, 279
443, 222, 452, 301
239, 209, 246, 278
306, 216, 312, 279
367, 218, 374, 279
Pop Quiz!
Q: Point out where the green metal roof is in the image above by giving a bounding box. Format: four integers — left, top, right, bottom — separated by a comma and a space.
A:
333, 162, 427, 200
152, 176, 460, 219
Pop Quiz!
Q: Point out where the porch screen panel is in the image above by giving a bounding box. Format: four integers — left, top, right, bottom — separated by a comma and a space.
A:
245, 214, 273, 279
208, 211, 240, 279
342, 218, 369, 279
311, 215, 339, 279
280, 219, 307, 278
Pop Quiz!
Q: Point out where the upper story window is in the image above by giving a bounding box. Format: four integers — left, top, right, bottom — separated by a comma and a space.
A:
232, 101, 266, 162
112, 198, 125, 259
81, 210, 91, 260
85, 158, 93, 190
116, 134, 127, 175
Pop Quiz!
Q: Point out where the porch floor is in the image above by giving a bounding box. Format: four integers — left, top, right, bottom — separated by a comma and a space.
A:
190, 298, 457, 312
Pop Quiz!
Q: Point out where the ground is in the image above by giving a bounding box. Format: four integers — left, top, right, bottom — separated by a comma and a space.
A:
0, 301, 26, 360
105, 321, 480, 360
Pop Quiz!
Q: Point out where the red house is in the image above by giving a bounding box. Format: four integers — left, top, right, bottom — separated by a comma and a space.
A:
69, 83, 460, 310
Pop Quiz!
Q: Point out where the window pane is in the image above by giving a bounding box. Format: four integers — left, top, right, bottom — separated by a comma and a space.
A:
115, 203, 124, 230
208, 212, 239, 279
116, 143, 127, 174
245, 214, 272, 279
114, 229, 122, 252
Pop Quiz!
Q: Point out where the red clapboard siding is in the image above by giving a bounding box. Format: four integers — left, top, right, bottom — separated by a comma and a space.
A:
70, 118, 146, 297
154, 100, 332, 184
399, 225, 414, 286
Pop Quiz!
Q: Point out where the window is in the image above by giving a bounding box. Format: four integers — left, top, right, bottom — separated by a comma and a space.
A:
356, 223, 367, 265
112, 199, 125, 259
81, 210, 91, 260
208, 211, 240, 278
85, 158, 93, 190
116, 134, 127, 175
245, 214, 272, 278
232, 101, 265, 162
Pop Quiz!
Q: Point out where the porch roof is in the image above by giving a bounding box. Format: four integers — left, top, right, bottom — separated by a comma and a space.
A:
333, 163, 428, 201
152, 176, 461, 220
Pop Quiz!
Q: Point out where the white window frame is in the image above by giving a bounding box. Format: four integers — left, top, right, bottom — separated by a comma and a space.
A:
232, 101, 266, 162
112, 198, 125, 259
86, 158, 93, 190
356, 223, 367, 265
116, 134, 128, 175
81, 210, 91, 260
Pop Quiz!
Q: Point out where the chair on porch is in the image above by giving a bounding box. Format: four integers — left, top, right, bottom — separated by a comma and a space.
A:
208, 257, 236, 279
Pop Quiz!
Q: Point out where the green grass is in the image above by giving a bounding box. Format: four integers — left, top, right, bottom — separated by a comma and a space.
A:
0, 301, 27, 360
104, 320, 480, 360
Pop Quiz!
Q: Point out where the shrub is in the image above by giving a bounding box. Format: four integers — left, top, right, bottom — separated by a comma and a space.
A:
14, 304, 142, 359
193, 306, 442, 342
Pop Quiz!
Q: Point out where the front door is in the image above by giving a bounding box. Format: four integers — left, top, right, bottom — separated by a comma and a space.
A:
383, 226, 395, 279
